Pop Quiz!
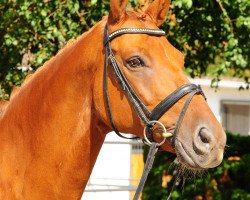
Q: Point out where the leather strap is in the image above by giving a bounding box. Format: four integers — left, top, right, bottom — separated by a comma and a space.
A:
173, 90, 199, 140
104, 27, 142, 139
133, 142, 159, 200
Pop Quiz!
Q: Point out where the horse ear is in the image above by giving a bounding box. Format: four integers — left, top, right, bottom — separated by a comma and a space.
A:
144, 0, 171, 26
108, 0, 129, 24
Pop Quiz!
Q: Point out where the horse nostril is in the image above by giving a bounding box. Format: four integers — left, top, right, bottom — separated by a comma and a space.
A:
198, 128, 211, 144
193, 127, 214, 156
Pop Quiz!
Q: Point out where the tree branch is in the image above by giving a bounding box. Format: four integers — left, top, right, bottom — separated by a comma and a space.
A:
216, 0, 234, 34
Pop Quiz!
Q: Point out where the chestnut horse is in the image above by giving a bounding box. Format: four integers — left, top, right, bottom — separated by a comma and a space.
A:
0, 0, 226, 199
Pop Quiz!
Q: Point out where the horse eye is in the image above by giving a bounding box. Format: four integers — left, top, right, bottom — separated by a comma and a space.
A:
127, 57, 145, 68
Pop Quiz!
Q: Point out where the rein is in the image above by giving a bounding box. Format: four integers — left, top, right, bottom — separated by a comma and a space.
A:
103, 25, 206, 199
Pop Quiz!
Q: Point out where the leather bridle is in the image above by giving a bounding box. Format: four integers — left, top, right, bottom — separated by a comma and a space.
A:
103, 25, 206, 200
103, 25, 206, 144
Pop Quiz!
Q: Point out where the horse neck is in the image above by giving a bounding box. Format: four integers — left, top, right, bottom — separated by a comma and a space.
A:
5, 20, 107, 142
0, 20, 109, 198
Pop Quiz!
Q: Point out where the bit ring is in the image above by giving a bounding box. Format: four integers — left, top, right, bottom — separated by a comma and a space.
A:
143, 120, 167, 146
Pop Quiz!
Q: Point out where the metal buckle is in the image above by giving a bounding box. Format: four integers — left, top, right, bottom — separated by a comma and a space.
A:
143, 120, 172, 146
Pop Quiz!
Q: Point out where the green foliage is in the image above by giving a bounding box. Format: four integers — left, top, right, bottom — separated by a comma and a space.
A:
162, 0, 250, 88
0, 0, 249, 99
142, 132, 250, 200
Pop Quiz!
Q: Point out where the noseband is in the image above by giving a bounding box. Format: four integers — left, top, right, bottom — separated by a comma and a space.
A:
103, 25, 206, 144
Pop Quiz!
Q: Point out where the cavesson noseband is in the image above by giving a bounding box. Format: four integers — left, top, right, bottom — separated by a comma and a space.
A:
103, 25, 206, 144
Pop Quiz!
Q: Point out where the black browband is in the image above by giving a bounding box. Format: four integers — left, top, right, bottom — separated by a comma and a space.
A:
103, 25, 206, 144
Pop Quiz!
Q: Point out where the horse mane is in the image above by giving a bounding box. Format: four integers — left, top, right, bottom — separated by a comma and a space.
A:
0, 72, 36, 115
0, 19, 105, 116
0, 100, 8, 116
8, 73, 34, 100
0, 39, 76, 115
0, 73, 35, 115
11, 38, 78, 95
4, 37, 82, 101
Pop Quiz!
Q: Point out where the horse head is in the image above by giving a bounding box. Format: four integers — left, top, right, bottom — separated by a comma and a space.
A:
93, 0, 226, 170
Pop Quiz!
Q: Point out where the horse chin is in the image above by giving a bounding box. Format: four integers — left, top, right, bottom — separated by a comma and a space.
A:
161, 143, 176, 154
174, 140, 202, 169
